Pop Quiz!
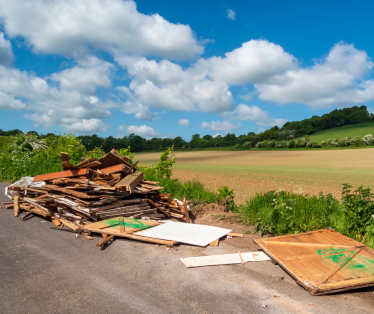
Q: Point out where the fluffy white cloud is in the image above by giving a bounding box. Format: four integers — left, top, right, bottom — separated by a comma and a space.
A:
212, 133, 222, 138
227, 9, 236, 20
62, 119, 109, 134
228, 104, 287, 127
0, 62, 112, 133
0, 0, 203, 60
0, 32, 13, 66
178, 119, 191, 127
0, 91, 25, 110
256, 43, 374, 108
117, 56, 234, 113
198, 40, 297, 85
119, 124, 160, 139
50, 56, 112, 94
201, 120, 239, 131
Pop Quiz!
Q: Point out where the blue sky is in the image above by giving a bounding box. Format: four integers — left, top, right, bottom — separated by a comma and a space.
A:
1, 0, 374, 141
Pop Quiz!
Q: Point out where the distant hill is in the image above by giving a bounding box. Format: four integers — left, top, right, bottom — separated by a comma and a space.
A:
299, 122, 374, 142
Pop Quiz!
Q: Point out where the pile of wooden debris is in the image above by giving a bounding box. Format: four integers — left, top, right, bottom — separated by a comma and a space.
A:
1, 149, 191, 247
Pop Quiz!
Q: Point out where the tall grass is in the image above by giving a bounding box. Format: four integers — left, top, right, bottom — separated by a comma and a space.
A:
238, 188, 374, 247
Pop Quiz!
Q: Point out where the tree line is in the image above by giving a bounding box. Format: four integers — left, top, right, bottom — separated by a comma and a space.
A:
1, 105, 372, 152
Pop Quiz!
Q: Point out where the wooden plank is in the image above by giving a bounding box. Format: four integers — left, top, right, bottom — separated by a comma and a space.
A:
74, 157, 97, 168
119, 217, 125, 233
116, 172, 144, 193
146, 199, 171, 218
183, 197, 190, 223
13, 195, 19, 217
33, 163, 127, 182
20, 212, 34, 221
78, 161, 102, 169
316, 249, 361, 285
96, 235, 115, 249
256, 229, 374, 295
33, 168, 88, 182
210, 239, 219, 246
61, 152, 74, 170
227, 233, 244, 238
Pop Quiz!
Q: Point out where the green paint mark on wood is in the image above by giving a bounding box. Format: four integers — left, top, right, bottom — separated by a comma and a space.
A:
99, 217, 154, 231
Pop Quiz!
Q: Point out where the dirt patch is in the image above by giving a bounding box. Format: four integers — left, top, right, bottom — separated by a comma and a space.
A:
191, 202, 228, 218
193, 206, 262, 251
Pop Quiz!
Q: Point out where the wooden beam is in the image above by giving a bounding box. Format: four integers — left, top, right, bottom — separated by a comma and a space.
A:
146, 199, 171, 218
227, 233, 244, 238
119, 217, 125, 233
96, 235, 115, 249
14, 195, 19, 217
33, 163, 128, 182
183, 197, 190, 223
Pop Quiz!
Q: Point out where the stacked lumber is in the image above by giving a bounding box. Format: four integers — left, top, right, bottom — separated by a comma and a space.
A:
1, 149, 191, 239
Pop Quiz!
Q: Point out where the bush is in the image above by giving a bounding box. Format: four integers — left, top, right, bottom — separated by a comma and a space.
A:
268, 139, 277, 148
0, 133, 86, 182
251, 140, 258, 148
243, 142, 251, 149
235, 143, 240, 149
239, 191, 339, 236
288, 140, 296, 148
339, 184, 374, 246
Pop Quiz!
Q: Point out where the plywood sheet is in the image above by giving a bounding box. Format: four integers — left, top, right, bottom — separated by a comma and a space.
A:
255, 229, 374, 295
83, 217, 158, 234
180, 252, 270, 268
135, 222, 231, 246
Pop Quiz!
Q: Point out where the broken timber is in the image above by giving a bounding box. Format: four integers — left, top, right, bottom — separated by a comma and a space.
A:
255, 229, 374, 295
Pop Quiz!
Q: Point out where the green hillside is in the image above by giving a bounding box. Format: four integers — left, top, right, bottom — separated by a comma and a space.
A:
304, 122, 374, 142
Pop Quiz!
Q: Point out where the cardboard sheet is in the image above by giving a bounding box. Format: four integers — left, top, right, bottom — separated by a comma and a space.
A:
135, 222, 231, 246
180, 252, 271, 267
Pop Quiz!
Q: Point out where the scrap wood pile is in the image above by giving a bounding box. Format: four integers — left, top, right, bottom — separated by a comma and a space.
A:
1, 148, 191, 247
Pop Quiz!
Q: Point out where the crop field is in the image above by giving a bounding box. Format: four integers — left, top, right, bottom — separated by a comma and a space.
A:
302, 122, 374, 142
136, 149, 374, 204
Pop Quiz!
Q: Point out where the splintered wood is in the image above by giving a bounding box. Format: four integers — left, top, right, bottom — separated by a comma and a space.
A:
255, 229, 374, 295
1, 148, 191, 248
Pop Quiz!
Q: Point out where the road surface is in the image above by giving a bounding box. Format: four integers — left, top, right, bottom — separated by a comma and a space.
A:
0, 182, 373, 314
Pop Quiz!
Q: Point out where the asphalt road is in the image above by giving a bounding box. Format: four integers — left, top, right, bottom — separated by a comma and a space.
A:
1, 182, 374, 314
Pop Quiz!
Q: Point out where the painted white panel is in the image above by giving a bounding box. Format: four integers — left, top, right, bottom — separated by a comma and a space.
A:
180, 252, 271, 267
135, 222, 231, 247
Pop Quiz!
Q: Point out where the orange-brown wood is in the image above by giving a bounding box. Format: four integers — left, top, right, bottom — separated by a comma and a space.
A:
256, 229, 374, 295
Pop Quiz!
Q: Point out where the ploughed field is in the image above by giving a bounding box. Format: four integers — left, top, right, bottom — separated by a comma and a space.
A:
135, 149, 374, 204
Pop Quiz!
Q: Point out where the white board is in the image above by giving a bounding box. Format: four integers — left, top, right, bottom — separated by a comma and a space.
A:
134, 222, 231, 247
180, 252, 271, 268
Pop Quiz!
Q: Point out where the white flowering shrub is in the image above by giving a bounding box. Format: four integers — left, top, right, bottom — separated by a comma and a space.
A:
362, 134, 373, 145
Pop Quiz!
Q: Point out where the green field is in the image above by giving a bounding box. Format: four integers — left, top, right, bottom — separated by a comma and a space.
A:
302, 122, 374, 142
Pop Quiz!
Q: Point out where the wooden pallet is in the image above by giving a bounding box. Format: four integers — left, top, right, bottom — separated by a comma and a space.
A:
255, 229, 374, 295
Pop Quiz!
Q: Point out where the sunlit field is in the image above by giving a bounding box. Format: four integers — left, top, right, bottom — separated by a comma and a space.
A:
135, 149, 374, 204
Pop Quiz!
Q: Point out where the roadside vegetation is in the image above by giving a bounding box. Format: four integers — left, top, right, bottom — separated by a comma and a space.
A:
1, 133, 373, 248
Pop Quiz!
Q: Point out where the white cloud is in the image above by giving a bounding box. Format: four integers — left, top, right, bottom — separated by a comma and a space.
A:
256, 43, 374, 108
62, 119, 109, 134
0, 32, 13, 66
212, 133, 222, 138
178, 119, 191, 127
117, 56, 234, 113
50, 56, 113, 94
0, 63, 112, 133
229, 104, 287, 127
0, 0, 203, 60
0, 91, 25, 110
201, 120, 239, 131
227, 9, 236, 20
198, 40, 297, 85
119, 124, 160, 139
